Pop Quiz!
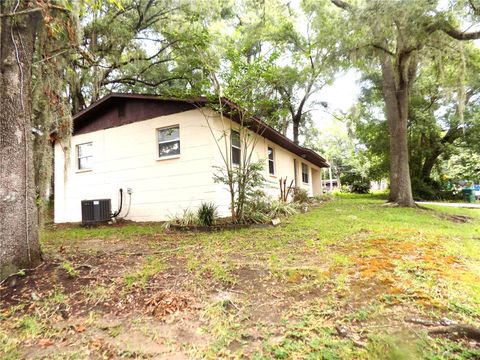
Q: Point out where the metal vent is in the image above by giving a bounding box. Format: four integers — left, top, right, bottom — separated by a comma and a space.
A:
81, 199, 111, 224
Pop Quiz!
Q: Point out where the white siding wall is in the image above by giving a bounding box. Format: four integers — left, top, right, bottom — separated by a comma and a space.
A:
207, 114, 322, 217
54, 108, 323, 223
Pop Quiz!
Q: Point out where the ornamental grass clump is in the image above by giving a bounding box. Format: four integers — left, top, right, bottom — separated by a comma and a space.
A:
197, 202, 218, 227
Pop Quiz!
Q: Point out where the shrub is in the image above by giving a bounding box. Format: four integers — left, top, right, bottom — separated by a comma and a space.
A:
293, 187, 310, 203
243, 196, 298, 223
243, 194, 272, 224
268, 199, 299, 217
340, 171, 370, 194
312, 193, 334, 203
197, 202, 218, 227
164, 209, 199, 228
411, 177, 461, 201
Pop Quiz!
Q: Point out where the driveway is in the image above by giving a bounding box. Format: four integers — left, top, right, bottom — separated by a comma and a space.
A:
418, 201, 480, 209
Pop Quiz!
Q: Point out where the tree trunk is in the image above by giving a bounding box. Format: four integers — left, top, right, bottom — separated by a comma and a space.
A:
292, 116, 300, 145
421, 151, 441, 181
380, 54, 415, 207
0, 2, 42, 279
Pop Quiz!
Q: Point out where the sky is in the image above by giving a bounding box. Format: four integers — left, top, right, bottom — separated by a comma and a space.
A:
310, 69, 362, 133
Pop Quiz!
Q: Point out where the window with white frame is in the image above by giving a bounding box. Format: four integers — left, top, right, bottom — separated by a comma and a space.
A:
158, 125, 180, 158
268, 147, 275, 175
231, 130, 241, 165
77, 142, 93, 170
301, 163, 309, 183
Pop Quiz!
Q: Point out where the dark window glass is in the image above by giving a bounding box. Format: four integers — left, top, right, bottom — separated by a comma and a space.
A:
268, 147, 275, 174
231, 130, 241, 165
158, 126, 180, 158
301, 163, 309, 183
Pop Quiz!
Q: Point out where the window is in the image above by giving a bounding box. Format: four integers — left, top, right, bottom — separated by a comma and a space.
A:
301, 163, 309, 183
268, 147, 275, 175
158, 125, 180, 158
231, 130, 241, 165
77, 142, 93, 170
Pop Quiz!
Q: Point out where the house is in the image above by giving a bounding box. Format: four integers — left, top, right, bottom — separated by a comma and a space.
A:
54, 93, 329, 223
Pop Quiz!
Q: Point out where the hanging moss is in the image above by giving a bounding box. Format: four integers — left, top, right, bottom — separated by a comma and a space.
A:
32, 15, 79, 227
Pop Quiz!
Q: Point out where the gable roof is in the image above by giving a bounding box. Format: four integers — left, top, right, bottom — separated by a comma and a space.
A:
73, 93, 329, 168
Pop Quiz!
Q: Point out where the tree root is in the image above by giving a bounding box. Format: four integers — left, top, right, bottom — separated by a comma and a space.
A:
428, 325, 480, 341
405, 317, 480, 341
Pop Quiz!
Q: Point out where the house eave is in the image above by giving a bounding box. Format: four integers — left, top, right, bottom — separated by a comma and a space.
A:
72, 93, 329, 168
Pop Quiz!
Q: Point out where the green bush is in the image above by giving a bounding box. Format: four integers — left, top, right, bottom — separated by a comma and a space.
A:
340, 172, 370, 194
268, 200, 298, 217
165, 209, 199, 228
197, 202, 218, 227
411, 178, 461, 201
293, 187, 310, 203
243, 196, 298, 223
243, 193, 272, 224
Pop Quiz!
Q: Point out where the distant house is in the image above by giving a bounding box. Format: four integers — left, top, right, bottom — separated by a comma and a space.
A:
54, 93, 329, 223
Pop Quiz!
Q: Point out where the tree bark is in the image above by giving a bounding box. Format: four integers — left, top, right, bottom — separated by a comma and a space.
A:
380, 53, 415, 207
292, 119, 300, 145
0, 1, 42, 279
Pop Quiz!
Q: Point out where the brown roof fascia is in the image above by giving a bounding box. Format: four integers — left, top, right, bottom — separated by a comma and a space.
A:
72, 93, 329, 168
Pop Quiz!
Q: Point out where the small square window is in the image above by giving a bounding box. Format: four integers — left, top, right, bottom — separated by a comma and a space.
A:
301, 163, 309, 183
268, 147, 275, 175
158, 126, 180, 158
77, 142, 93, 170
231, 130, 241, 165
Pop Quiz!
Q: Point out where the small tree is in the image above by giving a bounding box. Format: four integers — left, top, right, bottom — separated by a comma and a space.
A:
195, 48, 275, 223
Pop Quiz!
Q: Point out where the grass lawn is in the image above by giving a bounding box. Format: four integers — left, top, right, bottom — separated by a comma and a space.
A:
1, 194, 480, 359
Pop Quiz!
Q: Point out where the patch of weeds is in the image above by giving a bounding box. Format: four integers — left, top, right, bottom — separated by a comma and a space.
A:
331, 254, 352, 267
345, 304, 379, 323
448, 300, 480, 318
201, 300, 242, 358
426, 337, 480, 359
208, 260, 236, 285
0, 330, 19, 360
124, 255, 164, 289
366, 333, 422, 360
260, 314, 359, 359
186, 254, 202, 273
32, 289, 68, 321
82, 284, 110, 302
334, 271, 350, 294
305, 238, 317, 248
381, 293, 409, 306
108, 325, 122, 338
359, 248, 382, 257
277, 267, 324, 285
18, 315, 43, 337
186, 253, 236, 285
267, 253, 282, 274
2, 303, 26, 318
61, 261, 79, 277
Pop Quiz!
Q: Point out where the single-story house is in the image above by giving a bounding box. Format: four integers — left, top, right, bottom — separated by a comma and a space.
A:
54, 93, 329, 223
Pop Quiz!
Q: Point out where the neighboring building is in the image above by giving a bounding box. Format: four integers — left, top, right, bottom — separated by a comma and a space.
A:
54, 94, 329, 223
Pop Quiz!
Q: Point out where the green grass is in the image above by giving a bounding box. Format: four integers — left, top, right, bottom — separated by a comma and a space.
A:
6, 194, 480, 359
123, 255, 165, 289
41, 222, 166, 246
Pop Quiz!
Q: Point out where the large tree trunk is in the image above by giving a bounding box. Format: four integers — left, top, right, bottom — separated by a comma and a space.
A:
380, 54, 415, 207
0, 2, 42, 279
